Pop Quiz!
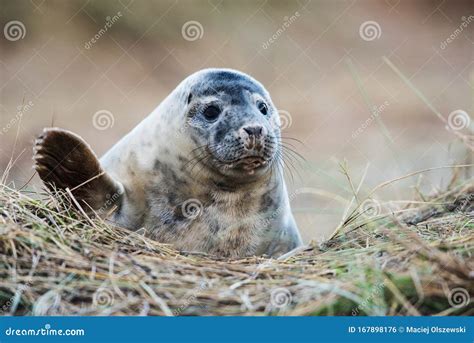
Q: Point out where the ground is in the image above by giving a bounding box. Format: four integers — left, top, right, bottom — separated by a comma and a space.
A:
0, 177, 472, 316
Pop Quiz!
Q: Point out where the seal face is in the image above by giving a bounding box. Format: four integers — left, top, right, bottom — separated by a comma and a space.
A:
185, 70, 279, 183
34, 68, 303, 258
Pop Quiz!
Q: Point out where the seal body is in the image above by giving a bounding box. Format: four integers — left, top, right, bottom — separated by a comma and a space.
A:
34, 69, 302, 258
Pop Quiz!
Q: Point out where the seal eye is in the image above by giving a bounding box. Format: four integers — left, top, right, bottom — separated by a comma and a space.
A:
257, 101, 268, 115
202, 105, 221, 121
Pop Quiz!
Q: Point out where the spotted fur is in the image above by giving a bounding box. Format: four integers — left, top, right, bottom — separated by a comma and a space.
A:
34, 68, 302, 258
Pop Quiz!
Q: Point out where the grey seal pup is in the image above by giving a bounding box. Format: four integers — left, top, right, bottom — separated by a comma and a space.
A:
34, 68, 302, 258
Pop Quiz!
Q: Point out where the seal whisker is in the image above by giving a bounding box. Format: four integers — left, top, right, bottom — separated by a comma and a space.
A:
184, 144, 220, 171
188, 151, 212, 175
281, 136, 306, 148
278, 147, 304, 185
280, 148, 306, 177
269, 152, 285, 182
283, 154, 303, 184
280, 143, 306, 164
190, 154, 212, 178
273, 150, 295, 185
183, 148, 207, 171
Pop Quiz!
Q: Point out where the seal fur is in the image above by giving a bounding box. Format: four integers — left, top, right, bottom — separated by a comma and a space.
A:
34, 68, 302, 258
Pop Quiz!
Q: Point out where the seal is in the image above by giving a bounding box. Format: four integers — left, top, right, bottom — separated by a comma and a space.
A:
34, 68, 302, 258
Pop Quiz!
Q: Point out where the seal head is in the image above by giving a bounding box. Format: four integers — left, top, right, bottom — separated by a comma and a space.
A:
183, 69, 281, 185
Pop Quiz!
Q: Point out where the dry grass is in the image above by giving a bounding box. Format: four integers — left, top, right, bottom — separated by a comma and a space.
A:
0, 177, 472, 316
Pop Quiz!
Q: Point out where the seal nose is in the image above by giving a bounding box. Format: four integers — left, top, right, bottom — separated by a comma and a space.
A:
243, 126, 263, 138
240, 125, 265, 151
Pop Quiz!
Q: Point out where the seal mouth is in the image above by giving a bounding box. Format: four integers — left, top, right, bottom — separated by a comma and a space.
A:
223, 156, 269, 174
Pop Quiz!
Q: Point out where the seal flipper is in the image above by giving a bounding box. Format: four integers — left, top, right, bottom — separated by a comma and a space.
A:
34, 128, 124, 214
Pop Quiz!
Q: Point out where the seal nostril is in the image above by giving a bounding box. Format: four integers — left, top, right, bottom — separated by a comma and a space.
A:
243, 126, 263, 137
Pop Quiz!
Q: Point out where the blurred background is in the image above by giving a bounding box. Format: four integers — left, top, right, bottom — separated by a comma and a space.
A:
1, 0, 473, 242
